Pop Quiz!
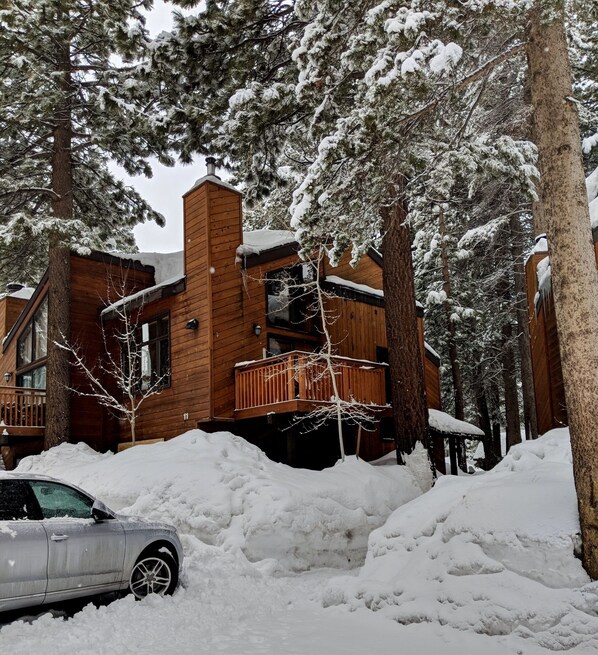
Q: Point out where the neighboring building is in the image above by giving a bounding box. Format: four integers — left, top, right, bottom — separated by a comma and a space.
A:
525, 228, 598, 435
0, 169, 444, 470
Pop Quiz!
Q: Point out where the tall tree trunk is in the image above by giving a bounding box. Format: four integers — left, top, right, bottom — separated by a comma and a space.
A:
45, 42, 73, 449
438, 206, 465, 420
473, 367, 499, 470
527, 0, 598, 578
509, 214, 538, 440
501, 322, 522, 451
381, 179, 429, 462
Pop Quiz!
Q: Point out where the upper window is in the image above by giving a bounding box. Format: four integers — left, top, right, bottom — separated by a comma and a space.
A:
16, 297, 48, 389
29, 481, 93, 520
135, 314, 170, 392
266, 265, 316, 333
17, 297, 47, 369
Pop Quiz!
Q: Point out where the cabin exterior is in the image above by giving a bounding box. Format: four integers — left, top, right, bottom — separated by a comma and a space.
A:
0, 172, 443, 470
525, 228, 598, 435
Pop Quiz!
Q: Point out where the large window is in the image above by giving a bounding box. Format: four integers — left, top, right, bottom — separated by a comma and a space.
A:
16, 298, 47, 389
266, 265, 316, 333
135, 314, 170, 392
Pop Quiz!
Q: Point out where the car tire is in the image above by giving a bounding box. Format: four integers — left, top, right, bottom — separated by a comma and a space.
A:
129, 549, 178, 599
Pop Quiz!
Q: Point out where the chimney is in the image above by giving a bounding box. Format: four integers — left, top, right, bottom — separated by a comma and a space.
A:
6, 283, 23, 294
206, 156, 218, 178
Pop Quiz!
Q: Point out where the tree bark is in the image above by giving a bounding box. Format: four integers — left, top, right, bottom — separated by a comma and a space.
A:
381, 179, 429, 462
438, 206, 465, 420
527, 0, 598, 578
509, 213, 538, 440
45, 41, 73, 449
501, 321, 522, 451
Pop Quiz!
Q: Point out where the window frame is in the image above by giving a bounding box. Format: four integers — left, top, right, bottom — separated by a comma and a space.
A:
265, 264, 318, 335
16, 297, 48, 389
123, 312, 171, 395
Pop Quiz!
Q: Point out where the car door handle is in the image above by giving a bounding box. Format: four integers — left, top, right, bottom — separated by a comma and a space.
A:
50, 534, 69, 542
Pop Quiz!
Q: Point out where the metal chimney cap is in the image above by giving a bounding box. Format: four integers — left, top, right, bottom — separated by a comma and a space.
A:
6, 283, 23, 294
206, 156, 219, 178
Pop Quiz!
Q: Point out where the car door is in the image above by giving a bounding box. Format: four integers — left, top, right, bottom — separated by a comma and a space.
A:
28, 480, 126, 602
0, 479, 48, 612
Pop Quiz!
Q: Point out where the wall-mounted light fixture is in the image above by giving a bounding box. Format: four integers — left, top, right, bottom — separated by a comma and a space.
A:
253, 324, 262, 337
185, 318, 199, 330
4, 372, 12, 383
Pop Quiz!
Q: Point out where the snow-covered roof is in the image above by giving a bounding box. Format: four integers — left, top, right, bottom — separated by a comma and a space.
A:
325, 275, 424, 309
186, 174, 239, 196
109, 251, 184, 285
325, 275, 383, 298
100, 274, 185, 317
428, 409, 484, 437
0, 286, 35, 301
237, 229, 297, 258
424, 342, 441, 362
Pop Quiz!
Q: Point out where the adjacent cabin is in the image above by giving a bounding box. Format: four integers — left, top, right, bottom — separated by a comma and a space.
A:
525, 228, 598, 435
0, 169, 445, 470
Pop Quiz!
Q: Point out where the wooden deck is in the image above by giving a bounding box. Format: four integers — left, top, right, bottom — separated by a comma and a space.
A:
234, 351, 388, 419
0, 387, 46, 439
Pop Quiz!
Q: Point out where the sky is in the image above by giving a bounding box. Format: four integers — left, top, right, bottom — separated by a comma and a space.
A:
116, 1, 205, 254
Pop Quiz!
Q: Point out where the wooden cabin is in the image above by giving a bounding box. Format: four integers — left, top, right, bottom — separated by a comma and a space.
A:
0, 170, 443, 470
525, 228, 598, 435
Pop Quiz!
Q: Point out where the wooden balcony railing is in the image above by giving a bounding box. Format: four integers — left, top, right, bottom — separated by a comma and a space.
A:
235, 352, 388, 419
0, 387, 46, 430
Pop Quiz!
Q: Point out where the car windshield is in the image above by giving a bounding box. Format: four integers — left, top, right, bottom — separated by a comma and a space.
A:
29, 481, 93, 519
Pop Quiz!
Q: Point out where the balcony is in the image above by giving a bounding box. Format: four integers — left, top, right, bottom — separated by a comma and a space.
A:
234, 351, 389, 420
0, 387, 46, 441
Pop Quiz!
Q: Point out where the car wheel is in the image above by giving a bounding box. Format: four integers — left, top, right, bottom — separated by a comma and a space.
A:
129, 550, 177, 599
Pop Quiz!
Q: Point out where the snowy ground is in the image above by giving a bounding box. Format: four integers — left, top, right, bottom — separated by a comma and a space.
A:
1, 428, 597, 654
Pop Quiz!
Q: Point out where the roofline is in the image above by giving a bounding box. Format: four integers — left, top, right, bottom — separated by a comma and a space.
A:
84, 249, 156, 275
100, 277, 186, 321
321, 279, 384, 308
183, 175, 241, 199
241, 243, 383, 270
424, 343, 441, 367
3, 269, 49, 353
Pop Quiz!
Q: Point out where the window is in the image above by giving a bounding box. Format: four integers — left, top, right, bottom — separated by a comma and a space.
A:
266, 265, 316, 333
29, 481, 93, 520
16, 298, 48, 389
126, 314, 170, 392
0, 480, 39, 521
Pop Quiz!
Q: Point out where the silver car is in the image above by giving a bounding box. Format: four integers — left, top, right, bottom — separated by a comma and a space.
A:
0, 473, 183, 613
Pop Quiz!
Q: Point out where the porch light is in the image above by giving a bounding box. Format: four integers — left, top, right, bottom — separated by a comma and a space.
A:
185, 318, 199, 330
4, 372, 11, 383
253, 324, 262, 337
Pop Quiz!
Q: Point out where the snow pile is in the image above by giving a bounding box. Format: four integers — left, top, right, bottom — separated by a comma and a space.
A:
237, 229, 296, 258
15, 430, 422, 572
0, 286, 35, 301
428, 409, 484, 437
323, 429, 598, 651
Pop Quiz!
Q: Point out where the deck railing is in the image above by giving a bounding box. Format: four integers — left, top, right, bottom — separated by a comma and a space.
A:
0, 387, 46, 428
235, 351, 387, 413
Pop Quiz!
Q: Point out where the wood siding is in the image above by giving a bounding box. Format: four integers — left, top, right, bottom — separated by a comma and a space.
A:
525, 239, 598, 435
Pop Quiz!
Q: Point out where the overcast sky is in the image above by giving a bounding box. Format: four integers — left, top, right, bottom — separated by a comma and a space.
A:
116, 1, 205, 253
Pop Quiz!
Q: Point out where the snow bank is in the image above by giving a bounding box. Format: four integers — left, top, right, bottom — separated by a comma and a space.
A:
15, 430, 422, 572
323, 429, 598, 651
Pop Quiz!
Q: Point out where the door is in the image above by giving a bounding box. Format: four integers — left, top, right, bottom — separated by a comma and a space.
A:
28, 480, 126, 601
0, 479, 48, 611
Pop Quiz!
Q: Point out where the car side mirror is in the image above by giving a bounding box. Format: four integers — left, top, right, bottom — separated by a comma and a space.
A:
91, 500, 115, 522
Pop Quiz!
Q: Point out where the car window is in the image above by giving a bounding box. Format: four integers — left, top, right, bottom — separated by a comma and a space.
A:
29, 481, 93, 519
0, 480, 38, 520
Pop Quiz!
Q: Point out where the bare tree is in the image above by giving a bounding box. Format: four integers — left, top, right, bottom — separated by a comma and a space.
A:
57, 287, 168, 447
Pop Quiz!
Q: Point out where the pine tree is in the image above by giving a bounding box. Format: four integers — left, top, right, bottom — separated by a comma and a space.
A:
0, 0, 173, 446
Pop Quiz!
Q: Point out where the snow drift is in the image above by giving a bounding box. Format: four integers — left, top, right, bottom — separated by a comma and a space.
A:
323, 429, 598, 651
15, 430, 422, 572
